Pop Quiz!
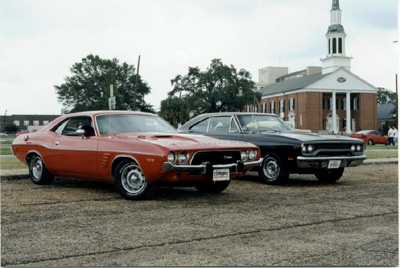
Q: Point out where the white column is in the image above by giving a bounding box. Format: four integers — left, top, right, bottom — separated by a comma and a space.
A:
346, 92, 351, 134
332, 91, 337, 134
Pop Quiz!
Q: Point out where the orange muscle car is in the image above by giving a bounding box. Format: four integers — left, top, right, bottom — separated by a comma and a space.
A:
12, 111, 262, 200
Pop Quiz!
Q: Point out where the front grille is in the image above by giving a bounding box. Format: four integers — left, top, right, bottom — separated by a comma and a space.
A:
303, 142, 363, 157
191, 151, 241, 165
314, 144, 351, 151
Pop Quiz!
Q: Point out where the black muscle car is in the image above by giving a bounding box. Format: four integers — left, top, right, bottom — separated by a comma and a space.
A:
178, 113, 367, 184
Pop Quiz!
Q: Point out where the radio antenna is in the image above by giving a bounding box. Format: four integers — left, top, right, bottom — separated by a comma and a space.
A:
134, 55, 141, 111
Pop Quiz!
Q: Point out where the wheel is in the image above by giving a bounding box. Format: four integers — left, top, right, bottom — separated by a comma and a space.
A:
258, 153, 289, 184
114, 160, 152, 200
29, 155, 54, 185
368, 139, 373, 145
195, 181, 231, 193
314, 168, 344, 183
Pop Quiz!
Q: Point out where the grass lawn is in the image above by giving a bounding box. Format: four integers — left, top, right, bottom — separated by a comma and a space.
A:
365, 150, 398, 159
1, 158, 27, 170
1, 148, 12, 155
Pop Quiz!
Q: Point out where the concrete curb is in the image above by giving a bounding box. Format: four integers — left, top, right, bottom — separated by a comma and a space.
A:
1, 159, 397, 180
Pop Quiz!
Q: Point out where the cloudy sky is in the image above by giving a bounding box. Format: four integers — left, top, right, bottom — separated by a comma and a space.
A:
0, 0, 398, 115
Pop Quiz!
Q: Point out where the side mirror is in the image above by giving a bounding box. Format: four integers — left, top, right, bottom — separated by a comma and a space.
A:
76, 129, 86, 139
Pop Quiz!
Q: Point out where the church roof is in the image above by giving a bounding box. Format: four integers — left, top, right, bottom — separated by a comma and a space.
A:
377, 102, 396, 120
259, 72, 329, 96
327, 24, 345, 34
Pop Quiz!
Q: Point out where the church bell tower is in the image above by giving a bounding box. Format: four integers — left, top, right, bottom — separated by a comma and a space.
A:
321, 0, 352, 74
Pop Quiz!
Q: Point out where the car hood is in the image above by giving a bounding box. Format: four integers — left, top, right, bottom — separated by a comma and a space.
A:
277, 131, 364, 143
114, 133, 253, 150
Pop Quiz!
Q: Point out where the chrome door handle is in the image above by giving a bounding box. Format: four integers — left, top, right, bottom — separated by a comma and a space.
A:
55, 141, 59, 146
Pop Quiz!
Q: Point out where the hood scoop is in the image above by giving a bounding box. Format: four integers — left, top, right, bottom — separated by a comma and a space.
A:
138, 134, 173, 140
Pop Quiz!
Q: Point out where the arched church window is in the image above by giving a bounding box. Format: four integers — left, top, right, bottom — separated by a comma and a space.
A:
328, 39, 331, 54
338, 38, 342, 53
333, 38, 337, 53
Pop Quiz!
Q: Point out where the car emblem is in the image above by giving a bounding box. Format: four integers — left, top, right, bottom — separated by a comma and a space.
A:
223, 155, 233, 159
337, 77, 346, 83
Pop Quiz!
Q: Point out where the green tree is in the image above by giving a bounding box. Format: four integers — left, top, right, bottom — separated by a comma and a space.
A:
377, 87, 396, 104
158, 96, 190, 128
163, 59, 260, 120
55, 54, 154, 113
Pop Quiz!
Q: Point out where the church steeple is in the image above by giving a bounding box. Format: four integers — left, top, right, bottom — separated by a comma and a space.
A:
332, 0, 340, 11
321, 0, 352, 74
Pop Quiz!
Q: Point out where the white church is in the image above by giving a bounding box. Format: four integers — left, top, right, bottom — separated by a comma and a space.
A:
251, 0, 378, 134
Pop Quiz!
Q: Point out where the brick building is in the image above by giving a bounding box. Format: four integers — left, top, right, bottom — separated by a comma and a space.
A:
249, 0, 378, 134
0, 114, 60, 133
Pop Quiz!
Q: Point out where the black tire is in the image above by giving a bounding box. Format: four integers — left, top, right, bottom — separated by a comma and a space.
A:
314, 168, 344, 183
195, 180, 231, 193
114, 160, 152, 200
258, 153, 289, 185
368, 139, 373, 145
29, 155, 54, 185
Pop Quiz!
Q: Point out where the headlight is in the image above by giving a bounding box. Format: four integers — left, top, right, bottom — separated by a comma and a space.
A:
307, 145, 314, 153
168, 152, 176, 163
302, 145, 307, 153
351, 145, 355, 151
178, 151, 189, 164
356, 145, 362, 152
249, 149, 257, 160
241, 149, 249, 161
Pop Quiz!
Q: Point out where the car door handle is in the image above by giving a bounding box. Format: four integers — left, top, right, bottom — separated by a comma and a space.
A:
55, 141, 59, 146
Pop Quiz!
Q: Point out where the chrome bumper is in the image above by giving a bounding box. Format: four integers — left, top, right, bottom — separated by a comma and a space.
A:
297, 155, 367, 169
162, 158, 263, 175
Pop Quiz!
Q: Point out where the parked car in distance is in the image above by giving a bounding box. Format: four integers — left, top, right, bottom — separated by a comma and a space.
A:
178, 112, 366, 184
12, 111, 262, 200
351, 130, 389, 145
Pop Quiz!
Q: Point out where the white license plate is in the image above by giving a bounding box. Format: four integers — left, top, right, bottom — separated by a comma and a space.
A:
328, 160, 341, 169
213, 169, 230, 181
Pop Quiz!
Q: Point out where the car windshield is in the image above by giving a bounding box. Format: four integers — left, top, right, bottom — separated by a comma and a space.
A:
96, 114, 177, 135
237, 114, 293, 132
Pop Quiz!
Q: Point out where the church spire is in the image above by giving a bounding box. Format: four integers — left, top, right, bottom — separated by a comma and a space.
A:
331, 0, 340, 11
321, 0, 352, 74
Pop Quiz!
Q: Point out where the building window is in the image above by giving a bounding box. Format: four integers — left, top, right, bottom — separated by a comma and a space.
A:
33, 120, 39, 126
333, 38, 337, 53
338, 38, 342, 53
14, 120, 20, 126
323, 98, 325, 110
270, 101, 275, 114
289, 98, 295, 110
43, 120, 49, 125
353, 98, 359, 110
328, 39, 331, 54
279, 100, 285, 113
24, 120, 29, 126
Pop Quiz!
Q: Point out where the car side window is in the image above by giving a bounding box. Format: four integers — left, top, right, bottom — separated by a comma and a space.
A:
53, 117, 95, 136
208, 117, 231, 133
189, 119, 209, 133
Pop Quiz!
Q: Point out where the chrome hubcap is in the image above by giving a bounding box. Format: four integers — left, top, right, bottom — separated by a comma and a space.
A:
263, 157, 279, 180
32, 157, 43, 180
121, 165, 147, 194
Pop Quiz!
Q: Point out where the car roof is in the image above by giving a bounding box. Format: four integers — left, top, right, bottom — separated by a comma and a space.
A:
66, 110, 156, 117
193, 112, 278, 120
